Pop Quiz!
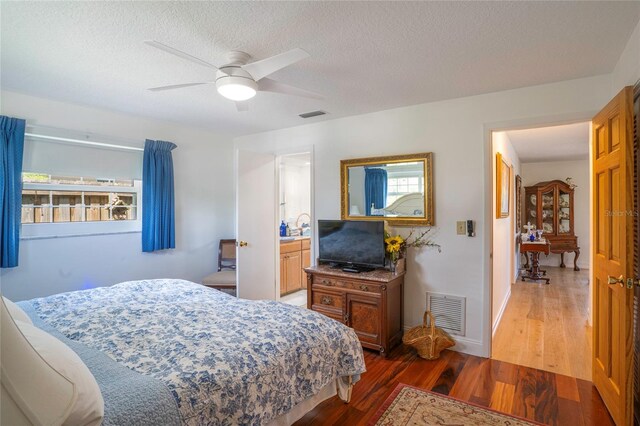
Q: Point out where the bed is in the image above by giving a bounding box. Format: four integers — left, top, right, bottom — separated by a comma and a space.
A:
13, 279, 366, 425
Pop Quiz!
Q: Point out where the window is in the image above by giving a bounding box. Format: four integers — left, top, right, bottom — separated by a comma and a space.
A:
387, 176, 423, 204
21, 173, 139, 226
20, 172, 142, 239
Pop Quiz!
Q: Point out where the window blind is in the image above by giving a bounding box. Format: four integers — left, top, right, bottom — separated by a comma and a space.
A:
22, 129, 143, 180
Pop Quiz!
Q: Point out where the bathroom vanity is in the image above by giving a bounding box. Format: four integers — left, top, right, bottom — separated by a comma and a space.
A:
280, 237, 311, 295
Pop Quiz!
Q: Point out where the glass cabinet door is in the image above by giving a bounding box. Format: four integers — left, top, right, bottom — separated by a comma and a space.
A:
527, 193, 537, 228
558, 189, 571, 234
541, 189, 555, 235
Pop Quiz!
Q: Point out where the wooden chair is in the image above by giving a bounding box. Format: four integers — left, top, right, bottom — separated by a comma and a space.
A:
202, 239, 237, 296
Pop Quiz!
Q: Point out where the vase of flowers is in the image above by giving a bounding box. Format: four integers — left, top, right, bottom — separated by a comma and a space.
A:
385, 235, 404, 274
385, 228, 441, 274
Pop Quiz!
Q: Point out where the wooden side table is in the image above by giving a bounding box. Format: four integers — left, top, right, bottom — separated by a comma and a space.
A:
305, 265, 404, 357
520, 240, 551, 284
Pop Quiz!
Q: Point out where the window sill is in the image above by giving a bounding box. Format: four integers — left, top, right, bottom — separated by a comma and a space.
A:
21, 230, 141, 241
20, 220, 142, 240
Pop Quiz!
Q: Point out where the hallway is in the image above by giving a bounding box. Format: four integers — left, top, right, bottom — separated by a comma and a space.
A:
492, 266, 591, 380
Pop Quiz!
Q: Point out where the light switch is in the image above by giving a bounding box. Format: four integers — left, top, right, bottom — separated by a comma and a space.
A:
456, 221, 466, 235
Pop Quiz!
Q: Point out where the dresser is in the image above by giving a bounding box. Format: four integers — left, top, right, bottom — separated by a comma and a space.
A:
304, 265, 404, 357
524, 180, 580, 270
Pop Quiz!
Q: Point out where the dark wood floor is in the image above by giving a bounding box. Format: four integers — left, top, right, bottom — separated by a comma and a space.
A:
295, 345, 614, 426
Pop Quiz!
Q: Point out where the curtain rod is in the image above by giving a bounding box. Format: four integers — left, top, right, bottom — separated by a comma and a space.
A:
24, 132, 144, 152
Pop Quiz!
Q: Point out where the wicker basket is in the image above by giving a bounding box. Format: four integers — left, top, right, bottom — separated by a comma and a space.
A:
402, 311, 455, 360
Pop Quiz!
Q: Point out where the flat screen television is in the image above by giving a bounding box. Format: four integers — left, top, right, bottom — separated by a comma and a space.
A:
318, 220, 385, 271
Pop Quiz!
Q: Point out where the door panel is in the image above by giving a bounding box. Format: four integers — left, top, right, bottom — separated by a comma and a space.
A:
301, 248, 311, 289
592, 86, 634, 426
346, 293, 381, 345
280, 253, 287, 295
236, 150, 276, 300
285, 251, 302, 293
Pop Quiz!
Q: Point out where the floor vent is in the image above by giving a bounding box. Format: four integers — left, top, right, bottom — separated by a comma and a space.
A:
299, 110, 327, 119
426, 292, 466, 336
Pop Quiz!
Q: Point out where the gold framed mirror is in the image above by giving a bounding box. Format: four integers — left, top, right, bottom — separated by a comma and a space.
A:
340, 152, 434, 226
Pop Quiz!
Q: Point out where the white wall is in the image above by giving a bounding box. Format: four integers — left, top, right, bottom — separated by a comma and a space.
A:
236, 74, 612, 356
0, 91, 235, 301
521, 159, 590, 269
491, 132, 521, 333
348, 167, 366, 216
280, 161, 311, 227
611, 18, 640, 93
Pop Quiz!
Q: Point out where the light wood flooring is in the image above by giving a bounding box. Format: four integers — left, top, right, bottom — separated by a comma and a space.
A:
492, 266, 592, 380
295, 346, 612, 425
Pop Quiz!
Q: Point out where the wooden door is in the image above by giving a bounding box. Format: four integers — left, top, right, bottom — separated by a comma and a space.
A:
346, 293, 381, 346
592, 86, 634, 426
285, 251, 302, 293
279, 253, 287, 295
301, 248, 311, 289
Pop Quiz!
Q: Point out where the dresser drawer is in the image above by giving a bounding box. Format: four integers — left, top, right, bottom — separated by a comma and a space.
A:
312, 275, 382, 294
312, 275, 340, 286
312, 307, 345, 324
549, 238, 578, 252
312, 290, 343, 310
281, 240, 302, 254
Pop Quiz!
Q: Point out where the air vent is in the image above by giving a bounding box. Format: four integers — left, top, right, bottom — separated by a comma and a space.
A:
426, 292, 466, 336
299, 110, 327, 119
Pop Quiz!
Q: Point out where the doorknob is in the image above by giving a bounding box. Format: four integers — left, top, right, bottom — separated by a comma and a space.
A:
238, 241, 248, 247
608, 275, 624, 287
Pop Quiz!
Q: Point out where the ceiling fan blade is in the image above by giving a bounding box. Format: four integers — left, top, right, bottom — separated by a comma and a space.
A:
148, 82, 212, 92
235, 101, 249, 112
241, 48, 309, 81
258, 78, 324, 100
144, 40, 224, 72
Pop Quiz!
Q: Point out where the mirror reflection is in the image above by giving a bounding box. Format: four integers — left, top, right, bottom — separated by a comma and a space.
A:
347, 162, 424, 217
341, 153, 433, 226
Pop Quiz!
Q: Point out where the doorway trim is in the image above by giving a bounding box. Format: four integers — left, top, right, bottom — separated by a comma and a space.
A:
483, 111, 596, 358
274, 146, 316, 302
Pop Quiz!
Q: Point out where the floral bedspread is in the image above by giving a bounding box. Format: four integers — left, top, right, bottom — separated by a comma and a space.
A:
25, 279, 366, 425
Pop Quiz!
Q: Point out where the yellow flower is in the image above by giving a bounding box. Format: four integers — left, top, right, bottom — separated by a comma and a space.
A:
385, 236, 404, 253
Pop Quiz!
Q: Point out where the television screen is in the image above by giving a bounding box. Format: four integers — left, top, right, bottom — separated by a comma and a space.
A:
318, 220, 385, 268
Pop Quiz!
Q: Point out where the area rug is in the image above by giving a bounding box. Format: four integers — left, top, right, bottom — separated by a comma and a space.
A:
368, 383, 541, 425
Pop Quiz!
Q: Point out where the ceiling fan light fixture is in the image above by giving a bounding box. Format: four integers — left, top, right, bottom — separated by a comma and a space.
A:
216, 76, 257, 101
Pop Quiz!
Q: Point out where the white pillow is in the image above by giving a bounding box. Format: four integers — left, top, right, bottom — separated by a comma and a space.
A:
14, 320, 105, 426
2, 296, 33, 324
1, 297, 76, 425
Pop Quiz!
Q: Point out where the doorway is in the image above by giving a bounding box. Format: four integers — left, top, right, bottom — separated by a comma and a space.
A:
490, 122, 593, 380
278, 152, 312, 308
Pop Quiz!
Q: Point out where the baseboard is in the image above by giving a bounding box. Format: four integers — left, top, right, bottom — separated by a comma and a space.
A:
492, 287, 511, 338
402, 325, 486, 357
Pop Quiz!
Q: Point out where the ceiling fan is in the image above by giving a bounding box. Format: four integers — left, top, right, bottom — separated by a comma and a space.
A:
145, 40, 324, 111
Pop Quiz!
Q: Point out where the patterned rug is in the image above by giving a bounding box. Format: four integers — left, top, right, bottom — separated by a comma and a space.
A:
368, 384, 541, 425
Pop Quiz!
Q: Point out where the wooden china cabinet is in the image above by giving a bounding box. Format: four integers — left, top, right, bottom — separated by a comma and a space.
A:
524, 180, 580, 270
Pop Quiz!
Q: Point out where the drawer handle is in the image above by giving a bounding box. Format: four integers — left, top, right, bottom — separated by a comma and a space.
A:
359, 285, 369, 292
321, 279, 332, 286
321, 296, 333, 305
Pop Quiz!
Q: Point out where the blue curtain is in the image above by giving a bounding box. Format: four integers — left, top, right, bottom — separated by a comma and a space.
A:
0, 116, 26, 268
142, 139, 177, 252
364, 168, 388, 216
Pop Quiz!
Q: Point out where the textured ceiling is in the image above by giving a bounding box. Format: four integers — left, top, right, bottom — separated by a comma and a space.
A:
1, 2, 639, 137
506, 122, 590, 163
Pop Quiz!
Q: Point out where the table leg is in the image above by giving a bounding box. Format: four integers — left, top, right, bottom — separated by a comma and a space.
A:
573, 250, 581, 271
522, 251, 551, 284
560, 252, 566, 268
